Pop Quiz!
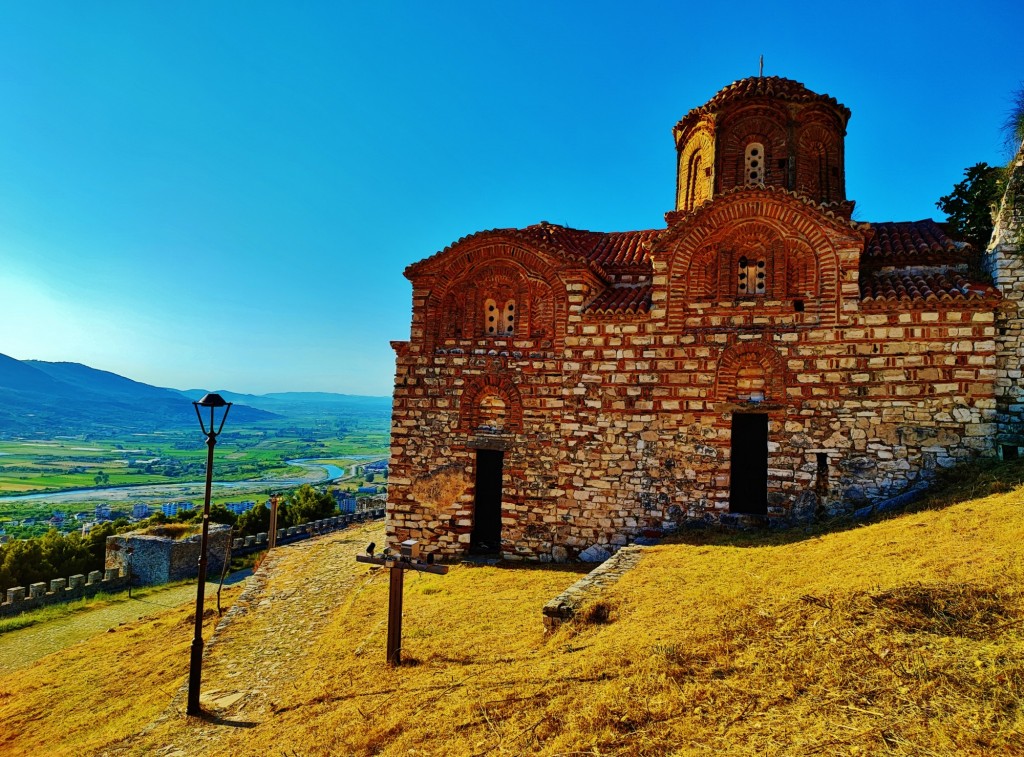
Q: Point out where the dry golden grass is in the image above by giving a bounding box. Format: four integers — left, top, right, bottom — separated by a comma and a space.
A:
0, 586, 241, 756
4, 475, 1024, 756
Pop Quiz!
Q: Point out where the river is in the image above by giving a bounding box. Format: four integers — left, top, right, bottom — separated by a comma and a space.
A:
0, 458, 368, 506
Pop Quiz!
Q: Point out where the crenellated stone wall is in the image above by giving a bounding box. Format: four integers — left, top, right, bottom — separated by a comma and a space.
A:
0, 568, 127, 618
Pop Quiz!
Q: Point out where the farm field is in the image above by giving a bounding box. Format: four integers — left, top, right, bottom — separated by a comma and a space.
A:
0, 426, 389, 538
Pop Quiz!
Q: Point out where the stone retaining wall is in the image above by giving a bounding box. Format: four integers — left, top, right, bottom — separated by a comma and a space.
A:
105, 525, 231, 586
541, 545, 645, 632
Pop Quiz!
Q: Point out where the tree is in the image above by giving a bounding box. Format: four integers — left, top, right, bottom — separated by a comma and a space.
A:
937, 162, 1007, 250
1004, 83, 1024, 153
207, 503, 238, 527
236, 501, 271, 537
283, 485, 336, 527
85, 521, 117, 566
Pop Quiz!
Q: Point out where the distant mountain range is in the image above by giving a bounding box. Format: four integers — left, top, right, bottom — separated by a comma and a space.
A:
0, 353, 390, 436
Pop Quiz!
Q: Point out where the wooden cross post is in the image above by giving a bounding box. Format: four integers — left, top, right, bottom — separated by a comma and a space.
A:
356, 539, 448, 666
268, 495, 279, 549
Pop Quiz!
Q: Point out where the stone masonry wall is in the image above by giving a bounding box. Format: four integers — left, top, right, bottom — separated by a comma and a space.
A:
985, 144, 1024, 452
388, 295, 998, 562
105, 525, 231, 586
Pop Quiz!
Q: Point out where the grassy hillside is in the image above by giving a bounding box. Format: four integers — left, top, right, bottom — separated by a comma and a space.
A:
1, 474, 1022, 755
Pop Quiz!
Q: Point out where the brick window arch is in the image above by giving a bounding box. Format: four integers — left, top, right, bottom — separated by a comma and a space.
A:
716, 343, 786, 403
459, 375, 523, 433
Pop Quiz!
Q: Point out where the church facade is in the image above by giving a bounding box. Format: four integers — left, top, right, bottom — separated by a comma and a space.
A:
385, 76, 1023, 562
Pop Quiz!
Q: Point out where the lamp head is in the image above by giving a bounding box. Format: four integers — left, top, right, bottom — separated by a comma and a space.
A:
193, 393, 233, 435
366, 541, 376, 556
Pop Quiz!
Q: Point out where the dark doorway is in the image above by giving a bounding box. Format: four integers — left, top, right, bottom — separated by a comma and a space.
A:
471, 449, 503, 553
730, 413, 768, 515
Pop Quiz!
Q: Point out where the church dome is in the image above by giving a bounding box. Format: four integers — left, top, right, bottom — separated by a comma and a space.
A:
673, 76, 851, 213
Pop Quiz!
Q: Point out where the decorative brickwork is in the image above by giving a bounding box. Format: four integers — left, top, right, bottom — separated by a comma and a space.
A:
388, 77, 1010, 563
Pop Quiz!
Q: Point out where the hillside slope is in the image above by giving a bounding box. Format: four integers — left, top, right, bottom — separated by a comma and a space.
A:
1, 487, 1022, 755
0, 354, 277, 434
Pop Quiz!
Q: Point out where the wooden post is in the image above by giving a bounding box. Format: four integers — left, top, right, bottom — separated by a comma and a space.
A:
356, 539, 447, 667
386, 566, 405, 666
268, 495, 279, 549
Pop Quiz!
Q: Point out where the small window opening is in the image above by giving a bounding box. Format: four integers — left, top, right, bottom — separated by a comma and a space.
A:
816, 452, 828, 475
793, 299, 805, 312
501, 300, 515, 336
1002, 444, 1019, 461
745, 142, 765, 185
737, 256, 766, 295
484, 298, 498, 335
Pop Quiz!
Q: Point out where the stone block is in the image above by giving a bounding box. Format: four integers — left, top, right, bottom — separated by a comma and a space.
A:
30, 583, 47, 599
69, 574, 86, 590
50, 578, 66, 593
6, 587, 25, 603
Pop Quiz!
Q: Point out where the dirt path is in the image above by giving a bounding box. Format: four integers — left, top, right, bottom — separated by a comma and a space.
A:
0, 573, 249, 673
113, 521, 384, 755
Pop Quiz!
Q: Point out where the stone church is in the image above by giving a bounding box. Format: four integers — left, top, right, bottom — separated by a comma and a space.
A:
385, 76, 1024, 562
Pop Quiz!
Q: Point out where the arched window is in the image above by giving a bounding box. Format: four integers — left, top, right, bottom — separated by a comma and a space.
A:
685, 150, 703, 209
737, 255, 766, 296
745, 142, 765, 185
484, 297, 516, 336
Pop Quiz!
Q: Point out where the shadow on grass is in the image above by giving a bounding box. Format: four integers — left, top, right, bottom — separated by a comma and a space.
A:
664, 456, 1024, 550
191, 711, 258, 728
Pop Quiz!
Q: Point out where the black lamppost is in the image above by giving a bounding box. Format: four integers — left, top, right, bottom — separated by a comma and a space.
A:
187, 392, 232, 717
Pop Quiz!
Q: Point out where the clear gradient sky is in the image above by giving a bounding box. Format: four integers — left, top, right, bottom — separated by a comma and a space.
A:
0, 1, 1019, 396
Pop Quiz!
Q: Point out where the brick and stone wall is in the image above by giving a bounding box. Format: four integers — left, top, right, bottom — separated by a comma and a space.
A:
386, 78, 1008, 564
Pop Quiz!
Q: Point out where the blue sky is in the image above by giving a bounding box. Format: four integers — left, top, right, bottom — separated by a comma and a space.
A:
0, 1, 1019, 396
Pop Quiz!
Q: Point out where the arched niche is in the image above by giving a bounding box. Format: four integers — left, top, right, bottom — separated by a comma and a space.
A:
676, 126, 715, 212
797, 122, 844, 204
715, 343, 787, 403
459, 374, 523, 434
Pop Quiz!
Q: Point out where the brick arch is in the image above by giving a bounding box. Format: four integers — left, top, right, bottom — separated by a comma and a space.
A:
715, 343, 787, 403
797, 122, 844, 204
717, 106, 789, 192
459, 374, 523, 434
676, 125, 714, 212
686, 221, 783, 300
660, 191, 845, 329
424, 240, 568, 347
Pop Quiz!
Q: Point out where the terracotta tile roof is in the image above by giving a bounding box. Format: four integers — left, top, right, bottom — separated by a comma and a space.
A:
863, 220, 974, 267
583, 284, 652, 315
407, 223, 658, 280
675, 76, 850, 132
860, 269, 999, 306
587, 230, 659, 268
